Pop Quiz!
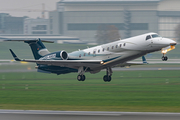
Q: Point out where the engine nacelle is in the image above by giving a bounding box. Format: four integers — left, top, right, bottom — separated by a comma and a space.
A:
39, 50, 68, 60
56, 51, 68, 60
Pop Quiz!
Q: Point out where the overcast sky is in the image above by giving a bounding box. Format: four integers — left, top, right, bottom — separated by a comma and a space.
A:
0, 0, 60, 18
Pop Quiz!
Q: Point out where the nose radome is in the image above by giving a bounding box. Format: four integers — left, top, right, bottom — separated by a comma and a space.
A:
163, 38, 177, 46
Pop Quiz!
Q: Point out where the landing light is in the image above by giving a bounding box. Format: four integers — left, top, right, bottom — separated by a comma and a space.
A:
100, 61, 104, 64
161, 45, 175, 54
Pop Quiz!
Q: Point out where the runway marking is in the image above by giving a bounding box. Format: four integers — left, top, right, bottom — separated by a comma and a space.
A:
158, 68, 162, 70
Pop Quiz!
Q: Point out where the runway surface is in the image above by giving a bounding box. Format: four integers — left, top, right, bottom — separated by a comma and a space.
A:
1, 110, 180, 120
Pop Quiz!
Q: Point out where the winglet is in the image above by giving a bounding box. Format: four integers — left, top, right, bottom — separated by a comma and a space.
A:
9, 49, 21, 61
142, 56, 148, 64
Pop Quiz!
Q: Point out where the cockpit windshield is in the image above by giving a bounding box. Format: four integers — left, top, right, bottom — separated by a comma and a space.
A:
151, 34, 161, 38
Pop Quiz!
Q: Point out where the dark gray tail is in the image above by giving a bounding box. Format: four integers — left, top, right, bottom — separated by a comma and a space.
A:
24, 39, 50, 60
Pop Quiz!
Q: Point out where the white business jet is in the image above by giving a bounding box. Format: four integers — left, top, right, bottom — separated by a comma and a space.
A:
8, 32, 176, 82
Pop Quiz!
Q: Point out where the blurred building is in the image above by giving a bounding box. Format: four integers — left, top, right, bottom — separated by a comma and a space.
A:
1, 0, 180, 42
158, 0, 180, 40
0, 14, 80, 44
24, 18, 49, 35
49, 0, 180, 43
0, 13, 26, 34
0, 13, 9, 33
49, 0, 159, 42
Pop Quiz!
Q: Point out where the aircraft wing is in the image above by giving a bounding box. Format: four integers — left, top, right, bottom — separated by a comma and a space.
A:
114, 62, 148, 68
10, 49, 148, 69
114, 56, 148, 67
9, 49, 103, 69
24, 59, 102, 68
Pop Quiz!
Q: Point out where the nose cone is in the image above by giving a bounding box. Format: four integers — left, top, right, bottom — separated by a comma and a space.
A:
162, 38, 177, 46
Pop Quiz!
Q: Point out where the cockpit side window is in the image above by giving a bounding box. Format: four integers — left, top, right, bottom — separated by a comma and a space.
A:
151, 34, 160, 38
146, 35, 151, 40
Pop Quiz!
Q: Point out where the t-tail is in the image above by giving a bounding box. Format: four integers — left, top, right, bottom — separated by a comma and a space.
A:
5, 38, 53, 60
24, 39, 50, 60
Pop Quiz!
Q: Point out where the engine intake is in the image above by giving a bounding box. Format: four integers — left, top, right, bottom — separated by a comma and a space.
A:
60, 51, 68, 60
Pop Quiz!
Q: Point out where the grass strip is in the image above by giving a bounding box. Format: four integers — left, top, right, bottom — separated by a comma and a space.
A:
0, 70, 180, 112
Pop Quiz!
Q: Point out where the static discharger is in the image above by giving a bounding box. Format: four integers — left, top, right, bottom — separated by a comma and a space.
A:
161, 45, 175, 54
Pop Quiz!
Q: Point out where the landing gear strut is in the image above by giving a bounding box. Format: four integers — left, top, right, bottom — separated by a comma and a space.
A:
103, 67, 112, 82
77, 66, 87, 81
162, 54, 168, 61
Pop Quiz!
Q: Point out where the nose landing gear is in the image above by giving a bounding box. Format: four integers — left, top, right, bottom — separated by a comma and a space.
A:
161, 45, 176, 61
162, 55, 168, 61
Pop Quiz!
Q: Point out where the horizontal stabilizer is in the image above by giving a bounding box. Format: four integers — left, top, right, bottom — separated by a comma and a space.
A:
4, 39, 54, 43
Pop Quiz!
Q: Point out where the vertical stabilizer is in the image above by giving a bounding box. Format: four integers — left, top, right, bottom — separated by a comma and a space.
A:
24, 38, 50, 60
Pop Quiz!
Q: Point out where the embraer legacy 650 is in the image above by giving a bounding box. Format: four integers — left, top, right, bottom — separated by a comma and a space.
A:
7, 32, 176, 82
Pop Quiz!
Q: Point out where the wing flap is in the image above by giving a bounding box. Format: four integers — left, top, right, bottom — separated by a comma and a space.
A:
114, 62, 148, 67
9, 49, 103, 68
114, 56, 148, 67
27, 59, 103, 68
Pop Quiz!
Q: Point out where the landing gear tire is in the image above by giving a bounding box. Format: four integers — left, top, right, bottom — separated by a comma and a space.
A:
162, 56, 168, 61
103, 75, 111, 82
82, 75, 85, 81
77, 75, 86, 81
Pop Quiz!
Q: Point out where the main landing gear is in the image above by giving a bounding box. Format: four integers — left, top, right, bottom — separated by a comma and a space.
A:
103, 67, 112, 82
77, 66, 87, 81
77, 75, 86, 81
162, 54, 168, 61
76, 66, 113, 82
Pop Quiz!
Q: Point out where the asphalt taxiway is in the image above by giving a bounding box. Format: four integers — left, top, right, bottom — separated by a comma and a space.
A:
0, 110, 180, 120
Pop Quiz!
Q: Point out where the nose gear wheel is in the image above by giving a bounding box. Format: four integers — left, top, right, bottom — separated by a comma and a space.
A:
162, 56, 168, 61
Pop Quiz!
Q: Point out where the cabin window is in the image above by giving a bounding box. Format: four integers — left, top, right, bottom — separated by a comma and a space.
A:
146, 35, 151, 40
84, 53, 86, 56
102, 48, 105, 52
88, 52, 90, 55
79, 54, 81, 58
93, 51, 96, 54
116, 45, 118, 48
107, 47, 109, 50
112, 46, 114, 49
119, 44, 122, 47
98, 49, 100, 53
123, 43, 126, 46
